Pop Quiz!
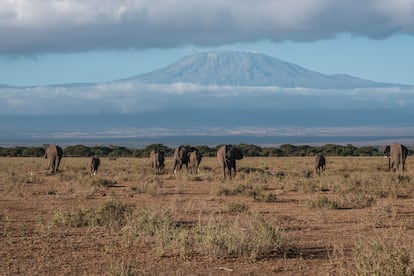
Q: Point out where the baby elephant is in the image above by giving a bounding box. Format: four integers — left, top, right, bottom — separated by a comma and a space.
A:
314, 153, 326, 175
150, 150, 165, 174
188, 147, 202, 174
90, 156, 100, 175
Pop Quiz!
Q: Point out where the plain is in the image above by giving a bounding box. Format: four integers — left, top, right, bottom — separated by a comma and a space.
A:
1, 156, 414, 275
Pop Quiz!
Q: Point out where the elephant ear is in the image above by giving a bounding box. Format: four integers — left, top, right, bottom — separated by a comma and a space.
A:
57, 146, 63, 156
402, 145, 409, 157
383, 145, 390, 157
235, 148, 244, 160
225, 144, 233, 158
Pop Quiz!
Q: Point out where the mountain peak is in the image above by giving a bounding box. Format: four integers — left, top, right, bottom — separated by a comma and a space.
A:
125, 50, 405, 89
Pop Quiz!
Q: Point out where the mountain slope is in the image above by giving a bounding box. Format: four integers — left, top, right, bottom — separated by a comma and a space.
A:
125, 51, 405, 89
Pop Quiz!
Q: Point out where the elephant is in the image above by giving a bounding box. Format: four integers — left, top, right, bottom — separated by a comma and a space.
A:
188, 147, 202, 174
173, 145, 191, 173
150, 150, 165, 174
217, 144, 243, 180
384, 143, 408, 173
314, 153, 326, 175
43, 144, 63, 174
90, 156, 100, 175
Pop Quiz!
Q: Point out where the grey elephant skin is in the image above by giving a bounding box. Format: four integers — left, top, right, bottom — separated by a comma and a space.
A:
44, 144, 63, 174
150, 150, 165, 174
217, 144, 243, 179
188, 147, 202, 174
173, 145, 191, 173
384, 143, 409, 173
314, 153, 326, 175
90, 156, 100, 175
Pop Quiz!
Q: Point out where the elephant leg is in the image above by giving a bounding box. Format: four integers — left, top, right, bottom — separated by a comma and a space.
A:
173, 161, 178, 174
50, 160, 56, 174
56, 157, 61, 172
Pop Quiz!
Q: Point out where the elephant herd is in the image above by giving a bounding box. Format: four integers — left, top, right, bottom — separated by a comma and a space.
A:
312, 142, 408, 175
151, 144, 242, 179
43, 142, 409, 178
43, 144, 100, 175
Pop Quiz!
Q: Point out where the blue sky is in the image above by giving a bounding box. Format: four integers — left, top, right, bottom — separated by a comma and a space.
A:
1, 0, 414, 86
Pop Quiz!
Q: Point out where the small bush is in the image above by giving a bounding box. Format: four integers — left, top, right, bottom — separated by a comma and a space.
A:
51, 199, 131, 227
188, 175, 203, 182
123, 209, 188, 256
129, 180, 163, 195
217, 183, 271, 203
52, 207, 93, 227
123, 209, 285, 260
96, 200, 130, 227
125, 208, 175, 237
194, 214, 285, 260
90, 178, 117, 188
217, 184, 255, 196
306, 195, 338, 209
337, 194, 376, 209
264, 193, 278, 203
226, 202, 249, 213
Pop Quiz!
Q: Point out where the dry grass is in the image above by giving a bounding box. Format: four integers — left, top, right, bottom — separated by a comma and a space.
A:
1, 156, 414, 275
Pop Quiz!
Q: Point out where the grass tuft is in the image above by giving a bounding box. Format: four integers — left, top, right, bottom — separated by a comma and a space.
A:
51, 199, 131, 227
306, 195, 338, 209
351, 231, 414, 275
226, 202, 249, 213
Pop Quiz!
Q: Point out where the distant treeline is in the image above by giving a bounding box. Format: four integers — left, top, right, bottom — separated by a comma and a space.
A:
0, 143, 412, 158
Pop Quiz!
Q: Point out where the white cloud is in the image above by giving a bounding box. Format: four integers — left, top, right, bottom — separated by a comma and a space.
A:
1, 0, 414, 55
0, 82, 414, 115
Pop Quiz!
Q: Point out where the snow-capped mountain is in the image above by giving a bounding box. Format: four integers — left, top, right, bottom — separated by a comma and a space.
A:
124, 51, 406, 89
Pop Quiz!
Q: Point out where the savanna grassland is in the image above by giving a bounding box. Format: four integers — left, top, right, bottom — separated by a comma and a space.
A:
1, 156, 414, 275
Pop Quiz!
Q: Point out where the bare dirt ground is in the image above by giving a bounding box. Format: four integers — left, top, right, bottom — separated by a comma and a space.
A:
1, 156, 414, 275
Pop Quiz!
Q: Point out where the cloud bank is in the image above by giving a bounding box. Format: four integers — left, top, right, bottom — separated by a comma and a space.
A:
0, 82, 413, 115
1, 0, 414, 55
